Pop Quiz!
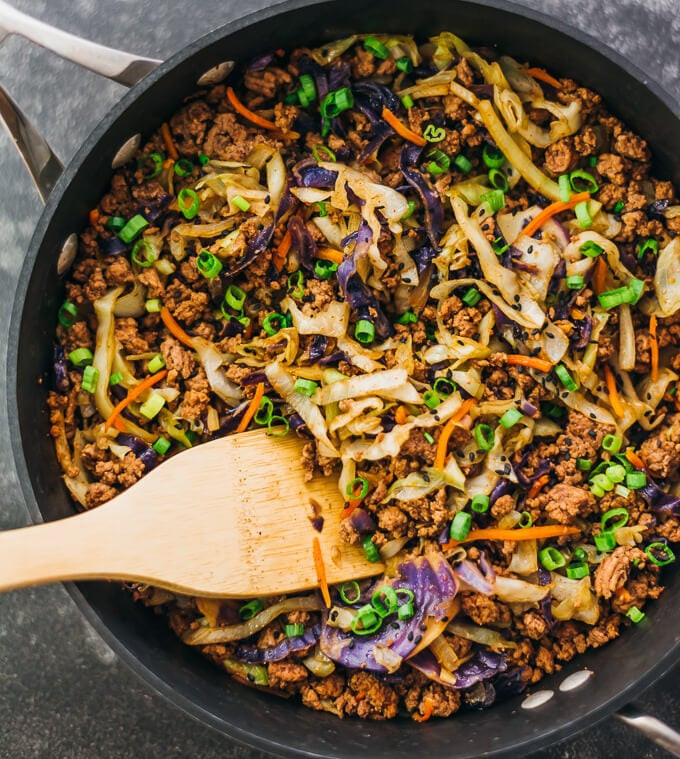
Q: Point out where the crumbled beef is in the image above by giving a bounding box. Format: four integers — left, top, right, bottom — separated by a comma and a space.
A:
85, 482, 118, 508
300, 674, 346, 713
461, 592, 511, 627
63, 321, 93, 353
491, 494, 515, 519
337, 672, 399, 720
542, 483, 595, 525
169, 100, 214, 156
137, 267, 165, 298
244, 67, 292, 98
180, 369, 211, 420
521, 611, 549, 640
593, 546, 646, 599
377, 505, 410, 537
164, 280, 210, 326
544, 138, 578, 175
640, 415, 680, 479
105, 256, 135, 287
267, 661, 308, 691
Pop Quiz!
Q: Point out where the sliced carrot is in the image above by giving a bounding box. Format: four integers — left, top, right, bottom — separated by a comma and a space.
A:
235, 382, 265, 434
160, 122, 179, 161
506, 354, 553, 373
381, 106, 427, 146
104, 370, 168, 431
112, 416, 127, 433
312, 536, 331, 608
520, 192, 590, 240
316, 246, 344, 264
226, 86, 278, 131
649, 314, 659, 383
527, 473, 550, 499
443, 524, 580, 549
524, 67, 563, 90
89, 208, 100, 226
625, 448, 646, 470
434, 398, 477, 471
395, 405, 409, 425
593, 256, 607, 295
160, 307, 195, 349
603, 365, 625, 418
413, 697, 435, 723
273, 229, 292, 272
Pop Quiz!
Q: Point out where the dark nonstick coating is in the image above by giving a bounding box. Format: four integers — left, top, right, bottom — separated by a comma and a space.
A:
7, 0, 680, 756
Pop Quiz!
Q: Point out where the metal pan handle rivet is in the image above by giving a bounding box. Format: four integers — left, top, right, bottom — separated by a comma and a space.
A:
197, 61, 235, 87
111, 134, 141, 170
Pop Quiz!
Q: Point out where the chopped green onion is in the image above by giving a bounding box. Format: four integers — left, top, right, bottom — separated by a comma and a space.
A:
139, 392, 166, 420
401, 200, 416, 220
398, 601, 415, 620
178, 188, 200, 219
198, 153, 210, 166
106, 216, 126, 232
185, 430, 197, 445
574, 201, 592, 228
315, 201, 328, 217
320, 87, 354, 119
239, 599, 264, 620
173, 158, 194, 177
371, 586, 398, 617
68, 347, 93, 367
362, 535, 380, 563
254, 396, 274, 426
591, 473, 615, 492
298, 73, 317, 102
602, 434, 622, 453
262, 312, 285, 336
558, 174, 571, 203
454, 154, 473, 173
605, 465, 626, 484
542, 401, 564, 420
566, 562, 589, 579
480, 189, 505, 212
81, 365, 99, 394
314, 259, 338, 279
573, 547, 588, 562
482, 145, 505, 169
294, 378, 318, 397
423, 390, 441, 409
145, 298, 162, 313
450, 511, 472, 541
58, 301, 78, 328
351, 604, 381, 635
499, 407, 523, 429
232, 194, 250, 212
588, 155, 598, 167
287, 270, 305, 298
312, 144, 336, 163
346, 477, 369, 501
488, 168, 509, 192
598, 286, 628, 310
426, 148, 450, 175
197, 250, 222, 279
267, 415, 289, 437
626, 606, 645, 623
363, 36, 389, 59
339, 580, 361, 605
474, 423, 494, 452
355, 319, 375, 344
109, 372, 123, 386
539, 546, 566, 570
118, 214, 149, 244
626, 471, 647, 490
401, 94, 414, 110
491, 237, 509, 256
462, 287, 481, 307
566, 275, 584, 290
576, 458, 593, 471
615, 484, 630, 498
395, 310, 417, 325
590, 483, 605, 498
645, 541, 675, 566
626, 278, 645, 305
131, 238, 155, 268
423, 124, 446, 143
138, 152, 164, 179
285, 623, 305, 638
396, 56, 413, 73
225, 285, 246, 312
601, 507, 628, 532
518, 511, 533, 528
284, 91, 299, 105
555, 364, 578, 392
569, 169, 599, 194
433, 377, 456, 397
594, 530, 616, 552
613, 201, 625, 214
636, 238, 658, 260
423, 432, 435, 444
148, 353, 166, 374
152, 437, 171, 455
579, 240, 603, 258
471, 494, 490, 513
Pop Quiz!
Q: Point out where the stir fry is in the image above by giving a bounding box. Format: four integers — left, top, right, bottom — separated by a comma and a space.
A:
49, 32, 680, 720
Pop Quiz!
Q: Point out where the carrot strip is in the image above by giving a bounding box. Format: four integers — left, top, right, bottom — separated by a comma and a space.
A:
603, 365, 625, 418
434, 398, 477, 470
235, 382, 265, 434
524, 67, 563, 90
226, 86, 278, 131
312, 537, 331, 608
112, 416, 127, 433
316, 246, 344, 264
649, 314, 659, 383
443, 524, 580, 549
381, 106, 427, 146
506, 354, 553, 373
104, 370, 168, 430
520, 192, 590, 240
160, 307, 195, 349
395, 405, 409, 425
89, 209, 100, 226
160, 122, 179, 160
593, 256, 607, 295
527, 473, 550, 499
413, 698, 434, 723
625, 448, 646, 470
273, 229, 292, 272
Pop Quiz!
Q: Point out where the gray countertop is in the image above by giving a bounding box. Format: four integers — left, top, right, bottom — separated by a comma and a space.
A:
0, 1, 678, 757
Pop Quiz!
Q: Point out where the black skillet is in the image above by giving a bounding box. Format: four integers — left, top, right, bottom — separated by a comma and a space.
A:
1, 0, 679, 756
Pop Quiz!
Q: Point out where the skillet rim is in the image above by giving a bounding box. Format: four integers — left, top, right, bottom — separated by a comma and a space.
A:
6, 0, 680, 755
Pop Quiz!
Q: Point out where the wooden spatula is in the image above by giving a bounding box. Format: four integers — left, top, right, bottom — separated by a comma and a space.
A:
0, 429, 383, 598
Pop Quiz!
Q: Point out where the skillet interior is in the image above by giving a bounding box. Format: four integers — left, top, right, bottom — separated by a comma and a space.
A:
8, 0, 680, 756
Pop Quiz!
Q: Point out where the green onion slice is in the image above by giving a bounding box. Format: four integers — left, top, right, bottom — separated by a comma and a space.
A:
602, 434, 622, 453
138, 152, 164, 179
601, 507, 628, 532
58, 301, 78, 328
346, 477, 369, 501
470, 494, 490, 513
474, 423, 494, 452
569, 169, 599, 194
178, 188, 200, 220
499, 407, 523, 429
262, 312, 285, 336
267, 415, 290, 437
579, 240, 603, 258
645, 541, 675, 566
68, 347, 93, 367
197, 250, 223, 279
294, 378, 318, 397
538, 546, 566, 570
232, 194, 251, 213
254, 396, 274, 426
594, 530, 617, 552
362, 535, 380, 564
312, 144, 336, 163
173, 158, 194, 177
450, 511, 472, 541
239, 599, 264, 620
225, 284, 246, 312
355, 319, 375, 344
363, 36, 389, 59
339, 580, 361, 605
423, 390, 441, 409
396, 56, 413, 73
118, 214, 149, 244
555, 364, 578, 392
482, 144, 505, 169
371, 586, 398, 617
488, 168, 509, 192
131, 239, 155, 268
574, 200, 592, 228
287, 270, 305, 298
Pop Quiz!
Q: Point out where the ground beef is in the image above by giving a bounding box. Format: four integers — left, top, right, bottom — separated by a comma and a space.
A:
542, 483, 595, 524
461, 592, 511, 627
244, 67, 292, 98
164, 280, 209, 326
85, 482, 118, 508
544, 138, 578, 175
63, 321, 93, 353
337, 672, 399, 720
491, 494, 515, 519
593, 546, 646, 599
267, 661, 308, 691
639, 415, 680, 479
105, 256, 135, 287
377, 505, 410, 537
115, 317, 149, 354
169, 100, 214, 156
180, 369, 211, 420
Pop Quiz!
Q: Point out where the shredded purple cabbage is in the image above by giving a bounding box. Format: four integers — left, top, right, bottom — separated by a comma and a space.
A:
639, 477, 680, 516
246, 52, 275, 72
409, 647, 507, 689
347, 508, 376, 534
114, 432, 159, 471
288, 215, 318, 273
399, 145, 443, 247
235, 625, 321, 664
53, 344, 70, 393
308, 335, 328, 363
139, 192, 173, 224
101, 236, 129, 257
293, 158, 338, 188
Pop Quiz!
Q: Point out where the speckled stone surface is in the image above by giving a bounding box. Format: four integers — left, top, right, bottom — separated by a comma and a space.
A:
0, 1, 678, 757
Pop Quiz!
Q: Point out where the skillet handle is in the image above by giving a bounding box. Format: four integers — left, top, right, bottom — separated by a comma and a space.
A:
0, 0, 161, 87
615, 705, 680, 758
